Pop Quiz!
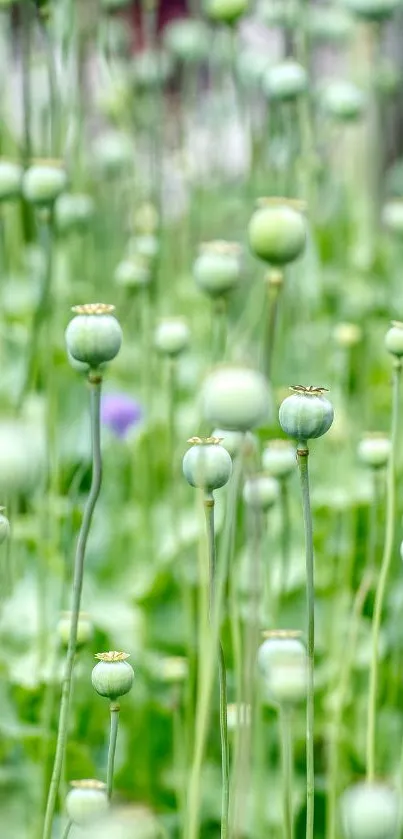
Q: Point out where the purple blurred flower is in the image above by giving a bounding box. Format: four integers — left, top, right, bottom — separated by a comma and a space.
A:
101, 393, 143, 439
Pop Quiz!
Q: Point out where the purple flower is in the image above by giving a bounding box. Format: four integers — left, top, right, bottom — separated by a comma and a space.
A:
101, 393, 143, 439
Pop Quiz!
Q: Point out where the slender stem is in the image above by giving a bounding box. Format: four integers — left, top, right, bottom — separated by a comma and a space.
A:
280, 705, 294, 839
107, 702, 120, 800
367, 468, 382, 574
61, 820, 72, 839
42, 376, 103, 839
366, 360, 401, 782
279, 478, 291, 602
296, 444, 314, 839
265, 274, 283, 381
21, 0, 32, 165
204, 494, 229, 839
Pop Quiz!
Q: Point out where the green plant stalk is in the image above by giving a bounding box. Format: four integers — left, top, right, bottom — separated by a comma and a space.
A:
366, 359, 401, 782
279, 478, 291, 603
280, 705, 294, 839
107, 702, 120, 800
42, 375, 103, 839
265, 274, 283, 381
367, 468, 382, 574
296, 444, 314, 839
61, 820, 72, 839
326, 572, 372, 839
204, 493, 229, 839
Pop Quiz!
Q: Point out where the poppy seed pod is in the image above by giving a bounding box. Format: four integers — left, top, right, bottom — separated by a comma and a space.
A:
202, 366, 270, 431
0, 160, 23, 201
263, 60, 308, 102
320, 81, 366, 122
22, 162, 67, 205
193, 241, 242, 298
92, 131, 133, 176
57, 611, 93, 649
212, 428, 245, 458
248, 200, 307, 266
154, 318, 190, 357
340, 781, 400, 839
66, 780, 109, 825
0, 509, 9, 544
243, 474, 280, 511
385, 321, 403, 357
91, 651, 134, 700
55, 193, 94, 234
262, 440, 296, 478
205, 0, 249, 24
114, 257, 150, 290
358, 433, 391, 469
258, 631, 307, 705
163, 18, 210, 64
65, 303, 122, 369
279, 385, 334, 445
183, 437, 232, 491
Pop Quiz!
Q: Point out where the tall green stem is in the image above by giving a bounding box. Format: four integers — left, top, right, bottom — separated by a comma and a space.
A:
296, 444, 314, 839
280, 705, 294, 839
279, 478, 291, 603
204, 494, 229, 839
107, 702, 120, 800
366, 360, 401, 781
265, 272, 283, 382
42, 376, 103, 839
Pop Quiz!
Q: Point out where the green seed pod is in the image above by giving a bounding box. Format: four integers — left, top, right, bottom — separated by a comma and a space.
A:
65, 303, 123, 369
385, 320, 403, 357
163, 18, 210, 63
193, 241, 242, 298
308, 5, 354, 42
340, 781, 399, 839
92, 651, 134, 700
258, 631, 307, 705
183, 437, 232, 491
22, 162, 67, 205
57, 611, 93, 649
342, 0, 400, 21
202, 366, 270, 431
243, 474, 279, 511
66, 780, 109, 825
358, 433, 391, 469
212, 428, 245, 458
0, 160, 23, 201
92, 131, 133, 176
205, 0, 249, 24
262, 439, 296, 478
279, 386, 334, 444
132, 49, 173, 90
263, 61, 307, 102
55, 193, 94, 234
320, 81, 366, 122
248, 200, 307, 266
382, 200, 403, 236
0, 508, 10, 544
114, 258, 150, 289
258, 0, 296, 27
154, 318, 190, 357
236, 50, 271, 88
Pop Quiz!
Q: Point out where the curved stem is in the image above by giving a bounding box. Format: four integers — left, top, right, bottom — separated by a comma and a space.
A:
296, 445, 314, 839
107, 702, 120, 800
366, 360, 401, 782
280, 705, 294, 839
42, 376, 103, 839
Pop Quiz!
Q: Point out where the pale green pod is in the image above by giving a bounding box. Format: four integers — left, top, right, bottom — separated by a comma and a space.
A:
258, 633, 307, 705
279, 387, 334, 443
358, 434, 391, 468
22, 164, 67, 205
154, 318, 190, 357
65, 304, 122, 368
183, 441, 232, 491
385, 322, 403, 357
193, 242, 241, 298
340, 781, 399, 839
92, 652, 134, 700
263, 61, 307, 102
248, 204, 307, 265
66, 780, 109, 825
202, 366, 270, 431
243, 474, 279, 511
262, 440, 296, 478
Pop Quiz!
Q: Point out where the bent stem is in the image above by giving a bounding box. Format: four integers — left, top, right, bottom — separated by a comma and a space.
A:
107, 702, 120, 800
296, 443, 314, 839
366, 359, 401, 782
42, 375, 103, 839
280, 705, 294, 839
204, 493, 229, 839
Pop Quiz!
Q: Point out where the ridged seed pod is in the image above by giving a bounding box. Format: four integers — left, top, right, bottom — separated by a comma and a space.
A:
91, 651, 134, 700
65, 303, 122, 369
279, 386, 334, 444
183, 437, 232, 491
66, 780, 108, 825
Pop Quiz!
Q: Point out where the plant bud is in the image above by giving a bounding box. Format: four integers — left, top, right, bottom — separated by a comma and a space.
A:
183, 437, 232, 491
248, 199, 307, 265
205, 0, 249, 24
92, 131, 133, 176
262, 440, 296, 478
342, 0, 400, 22
279, 385, 334, 444
22, 161, 67, 205
57, 611, 93, 649
154, 318, 190, 357
163, 18, 210, 63
358, 433, 391, 469
320, 81, 366, 121
263, 61, 308, 101
92, 651, 134, 700
66, 780, 109, 825
243, 474, 279, 511
0, 160, 23, 201
193, 241, 242, 298
385, 321, 403, 357
114, 257, 150, 289
65, 303, 122, 369
258, 631, 307, 705
55, 193, 94, 233
202, 366, 270, 431
308, 5, 353, 42
340, 781, 399, 839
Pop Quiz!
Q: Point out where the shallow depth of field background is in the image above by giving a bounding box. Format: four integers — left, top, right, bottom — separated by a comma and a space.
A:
1, 1, 403, 839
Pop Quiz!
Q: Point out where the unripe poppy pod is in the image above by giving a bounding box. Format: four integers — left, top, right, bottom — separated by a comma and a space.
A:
202, 366, 270, 431
205, 0, 249, 25
22, 162, 67, 205
65, 303, 122, 369
183, 437, 232, 492
91, 651, 134, 700
385, 321, 403, 357
258, 631, 307, 705
263, 61, 307, 102
248, 199, 307, 266
154, 318, 190, 357
340, 781, 400, 839
320, 81, 366, 122
243, 474, 279, 511
262, 440, 295, 478
57, 611, 93, 649
279, 385, 334, 445
382, 200, 403, 236
193, 241, 242, 298
55, 193, 94, 233
66, 780, 108, 825
0, 160, 23, 201
163, 18, 210, 64
358, 433, 391, 469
